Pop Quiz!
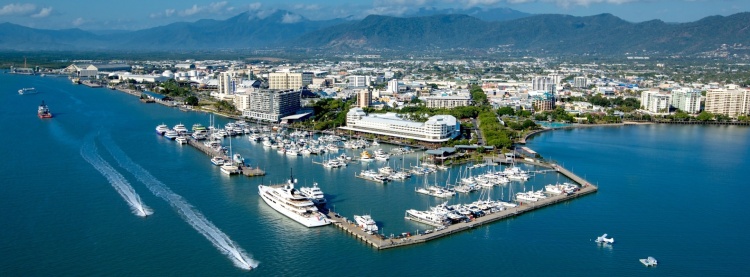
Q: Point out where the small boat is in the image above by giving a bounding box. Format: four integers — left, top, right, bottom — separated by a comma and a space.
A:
360, 150, 374, 162
639, 256, 657, 267
233, 153, 244, 165
175, 136, 188, 144
210, 156, 225, 166
19, 87, 37, 95
37, 101, 52, 119
220, 164, 239, 175
595, 233, 614, 244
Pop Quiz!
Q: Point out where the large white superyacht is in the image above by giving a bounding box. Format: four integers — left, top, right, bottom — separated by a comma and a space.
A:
258, 171, 331, 227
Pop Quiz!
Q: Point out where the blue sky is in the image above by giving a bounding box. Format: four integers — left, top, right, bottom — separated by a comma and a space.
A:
1, 0, 749, 30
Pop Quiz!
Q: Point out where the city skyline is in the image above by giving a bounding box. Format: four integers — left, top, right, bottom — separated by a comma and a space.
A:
1, 0, 748, 30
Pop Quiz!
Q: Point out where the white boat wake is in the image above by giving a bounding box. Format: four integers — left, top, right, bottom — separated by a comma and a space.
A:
102, 137, 258, 270
80, 138, 152, 217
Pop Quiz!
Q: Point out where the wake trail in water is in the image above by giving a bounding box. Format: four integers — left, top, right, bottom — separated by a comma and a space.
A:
80, 137, 152, 217
101, 137, 258, 270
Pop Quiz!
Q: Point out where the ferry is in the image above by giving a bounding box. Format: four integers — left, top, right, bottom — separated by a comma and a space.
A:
37, 101, 52, 118
18, 87, 36, 95
175, 136, 188, 145
155, 124, 169, 135
258, 172, 330, 227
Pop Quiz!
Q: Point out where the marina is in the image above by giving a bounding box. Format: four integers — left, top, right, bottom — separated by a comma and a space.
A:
327, 160, 598, 250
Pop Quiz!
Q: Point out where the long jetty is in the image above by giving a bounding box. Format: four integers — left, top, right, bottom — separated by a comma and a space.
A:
326, 161, 597, 250
185, 138, 265, 177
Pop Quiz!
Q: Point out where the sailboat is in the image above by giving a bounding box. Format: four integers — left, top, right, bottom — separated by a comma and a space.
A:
220, 137, 239, 175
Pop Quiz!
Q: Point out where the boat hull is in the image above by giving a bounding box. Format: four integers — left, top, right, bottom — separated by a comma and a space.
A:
258, 186, 330, 228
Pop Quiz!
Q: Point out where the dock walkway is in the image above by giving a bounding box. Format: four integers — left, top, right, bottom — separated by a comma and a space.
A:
185, 138, 265, 177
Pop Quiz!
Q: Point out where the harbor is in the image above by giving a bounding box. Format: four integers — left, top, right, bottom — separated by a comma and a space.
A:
326, 159, 598, 250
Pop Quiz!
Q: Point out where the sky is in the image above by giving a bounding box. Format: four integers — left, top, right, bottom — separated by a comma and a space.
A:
1, 0, 749, 30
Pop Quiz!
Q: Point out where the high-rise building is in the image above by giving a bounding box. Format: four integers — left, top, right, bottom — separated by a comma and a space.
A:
670, 88, 702, 114
641, 90, 671, 113
704, 88, 750, 118
387, 79, 401, 93
532, 76, 555, 93
573, 76, 588, 88
357, 89, 371, 108
547, 73, 562, 87
218, 71, 238, 95
268, 72, 303, 90
241, 89, 301, 122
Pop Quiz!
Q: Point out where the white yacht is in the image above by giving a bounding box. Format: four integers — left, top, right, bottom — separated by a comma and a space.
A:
415, 185, 455, 198
354, 215, 378, 233
210, 156, 225, 166
233, 153, 244, 165
155, 124, 169, 135
404, 209, 450, 227
175, 136, 188, 144
173, 123, 188, 134
515, 192, 538, 202
220, 164, 239, 175
299, 182, 326, 205
258, 175, 331, 227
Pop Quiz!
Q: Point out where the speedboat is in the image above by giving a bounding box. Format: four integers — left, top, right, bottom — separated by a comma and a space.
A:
595, 233, 615, 244
354, 214, 378, 233
639, 256, 657, 267
19, 87, 37, 95
299, 182, 326, 205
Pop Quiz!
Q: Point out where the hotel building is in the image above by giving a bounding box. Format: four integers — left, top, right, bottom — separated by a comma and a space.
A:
340, 108, 460, 143
704, 88, 750, 118
242, 89, 301, 122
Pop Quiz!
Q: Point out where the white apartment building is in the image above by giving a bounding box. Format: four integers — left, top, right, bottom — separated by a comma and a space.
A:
269, 72, 303, 90
704, 88, 750, 118
218, 71, 239, 96
422, 95, 472, 109
641, 90, 671, 113
241, 89, 301, 122
340, 108, 460, 143
234, 94, 250, 112
532, 76, 556, 93
573, 76, 588, 88
387, 79, 402, 93
347, 75, 372, 87
670, 88, 702, 114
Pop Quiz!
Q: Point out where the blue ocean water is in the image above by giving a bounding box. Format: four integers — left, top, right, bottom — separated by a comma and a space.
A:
1, 72, 749, 276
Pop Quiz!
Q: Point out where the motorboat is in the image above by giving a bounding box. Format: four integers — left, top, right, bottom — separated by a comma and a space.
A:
595, 233, 615, 244
210, 156, 225, 166
220, 164, 239, 175
258, 172, 330, 227
639, 256, 657, 267
233, 153, 244, 165
404, 209, 450, 227
19, 87, 37, 95
354, 215, 378, 233
359, 150, 374, 162
299, 182, 326, 205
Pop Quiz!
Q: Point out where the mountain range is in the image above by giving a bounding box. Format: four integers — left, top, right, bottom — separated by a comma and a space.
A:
1, 9, 749, 56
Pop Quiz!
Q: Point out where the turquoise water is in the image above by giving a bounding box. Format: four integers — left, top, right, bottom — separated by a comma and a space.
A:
2, 72, 749, 276
535, 121, 572, 128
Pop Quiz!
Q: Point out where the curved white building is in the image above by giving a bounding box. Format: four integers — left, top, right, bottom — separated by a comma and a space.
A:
339, 108, 460, 143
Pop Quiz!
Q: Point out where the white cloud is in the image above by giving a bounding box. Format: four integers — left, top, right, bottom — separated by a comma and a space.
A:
248, 2, 262, 10
177, 1, 231, 17
31, 7, 52, 18
281, 13, 302, 23
248, 8, 277, 20
292, 4, 321, 11
0, 3, 36, 16
72, 17, 85, 27
461, 0, 637, 7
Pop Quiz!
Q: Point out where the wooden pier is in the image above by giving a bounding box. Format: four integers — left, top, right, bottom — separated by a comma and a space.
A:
327, 157, 598, 250
185, 138, 265, 177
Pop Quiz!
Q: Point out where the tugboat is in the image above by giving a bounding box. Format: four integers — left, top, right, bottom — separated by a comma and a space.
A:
37, 101, 52, 119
